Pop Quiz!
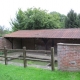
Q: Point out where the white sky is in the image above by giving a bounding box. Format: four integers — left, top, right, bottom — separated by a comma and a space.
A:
0, 0, 80, 29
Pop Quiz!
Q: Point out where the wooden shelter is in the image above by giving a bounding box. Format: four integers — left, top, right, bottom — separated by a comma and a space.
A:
4, 28, 80, 54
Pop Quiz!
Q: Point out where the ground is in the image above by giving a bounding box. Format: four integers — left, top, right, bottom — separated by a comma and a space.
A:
0, 51, 57, 70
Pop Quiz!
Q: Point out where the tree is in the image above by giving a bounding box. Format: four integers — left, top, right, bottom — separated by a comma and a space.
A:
0, 26, 4, 37
50, 11, 66, 28
77, 14, 80, 27
24, 8, 55, 29
0, 26, 10, 37
11, 8, 55, 31
11, 8, 65, 31
11, 9, 26, 31
65, 9, 78, 28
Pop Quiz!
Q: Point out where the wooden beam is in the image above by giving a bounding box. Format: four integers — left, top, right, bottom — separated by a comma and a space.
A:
4, 46, 8, 65
52, 39, 54, 47
34, 38, 35, 50
21, 38, 23, 49
42, 38, 48, 50
51, 47, 55, 71
12, 38, 13, 49
23, 47, 27, 68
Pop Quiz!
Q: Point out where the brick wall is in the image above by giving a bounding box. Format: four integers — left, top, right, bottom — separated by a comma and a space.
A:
57, 43, 80, 71
0, 37, 12, 49
0, 37, 3, 48
54, 39, 80, 54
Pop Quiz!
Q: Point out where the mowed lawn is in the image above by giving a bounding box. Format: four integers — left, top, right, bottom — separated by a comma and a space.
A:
0, 64, 80, 80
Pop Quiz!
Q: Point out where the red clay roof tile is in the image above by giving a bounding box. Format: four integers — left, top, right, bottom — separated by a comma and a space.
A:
4, 28, 80, 39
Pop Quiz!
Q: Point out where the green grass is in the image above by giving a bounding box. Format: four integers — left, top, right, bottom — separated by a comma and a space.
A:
0, 64, 80, 80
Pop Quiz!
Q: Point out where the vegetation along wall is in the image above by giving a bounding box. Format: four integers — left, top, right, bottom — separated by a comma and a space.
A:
57, 43, 80, 71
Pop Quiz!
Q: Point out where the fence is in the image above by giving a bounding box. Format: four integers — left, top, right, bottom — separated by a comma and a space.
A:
0, 46, 55, 71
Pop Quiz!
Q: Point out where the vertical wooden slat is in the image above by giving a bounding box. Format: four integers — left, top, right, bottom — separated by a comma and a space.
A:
34, 38, 35, 50
21, 38, 23, 49
4, 46, 8, 65
51, 47, 54, 71
23, 47, 27, 68
12, 38, 13, 49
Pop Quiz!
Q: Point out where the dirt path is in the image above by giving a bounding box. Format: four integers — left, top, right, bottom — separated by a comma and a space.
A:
0, 61, 51, 70
0, 51, 57, 70
7, 52, 57, 60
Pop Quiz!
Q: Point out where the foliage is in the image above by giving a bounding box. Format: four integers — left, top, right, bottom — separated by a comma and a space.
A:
77, 14, 80, 27
0, 26, 10, 37
65, 9, 80, 28
50, 11, 66, 28
0, 64, 80, 80
11, 8, 65, 31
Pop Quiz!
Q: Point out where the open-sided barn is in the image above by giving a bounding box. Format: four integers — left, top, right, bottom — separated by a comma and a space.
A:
2, 28, 80, 54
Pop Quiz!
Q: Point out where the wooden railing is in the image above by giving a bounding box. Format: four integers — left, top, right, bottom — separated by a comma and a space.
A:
0, 47, 55, 71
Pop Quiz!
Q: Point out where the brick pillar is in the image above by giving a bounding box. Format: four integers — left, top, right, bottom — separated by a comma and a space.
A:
57, 43, 80, 71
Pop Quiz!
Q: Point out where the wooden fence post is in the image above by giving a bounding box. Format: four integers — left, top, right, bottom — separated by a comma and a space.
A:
51, 47, 54, 71
23, 47, 27, 68
4, 46, 8, 65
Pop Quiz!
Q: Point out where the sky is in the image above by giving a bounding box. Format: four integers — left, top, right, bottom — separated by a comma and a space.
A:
0, 0, 80, 29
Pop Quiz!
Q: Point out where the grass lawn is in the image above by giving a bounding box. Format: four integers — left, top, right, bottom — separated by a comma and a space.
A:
0, 64, 80, 80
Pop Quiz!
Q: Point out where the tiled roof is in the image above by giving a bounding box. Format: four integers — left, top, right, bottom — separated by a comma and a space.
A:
3, 28, 80, 39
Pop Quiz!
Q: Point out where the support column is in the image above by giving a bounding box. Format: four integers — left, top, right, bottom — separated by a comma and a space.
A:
42, 38, 48, 50
12, 38, 13, 49
53, 39, 57, 55
34, 38, 35, 50
21, 38, 23, 49
52, 39, 54, 47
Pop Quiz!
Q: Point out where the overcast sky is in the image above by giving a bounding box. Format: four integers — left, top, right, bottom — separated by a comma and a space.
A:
0, 0, 80, 29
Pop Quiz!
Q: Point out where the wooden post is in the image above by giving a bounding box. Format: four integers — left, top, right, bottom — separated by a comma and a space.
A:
4, 46, 8, 65
23, 47, 27, 68
51, 47, 54, 71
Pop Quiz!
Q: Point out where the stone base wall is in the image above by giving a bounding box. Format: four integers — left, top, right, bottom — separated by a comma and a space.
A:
57, 43, 80, 71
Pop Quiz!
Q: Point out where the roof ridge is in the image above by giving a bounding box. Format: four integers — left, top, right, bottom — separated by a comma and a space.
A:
16, 28, 80, 31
